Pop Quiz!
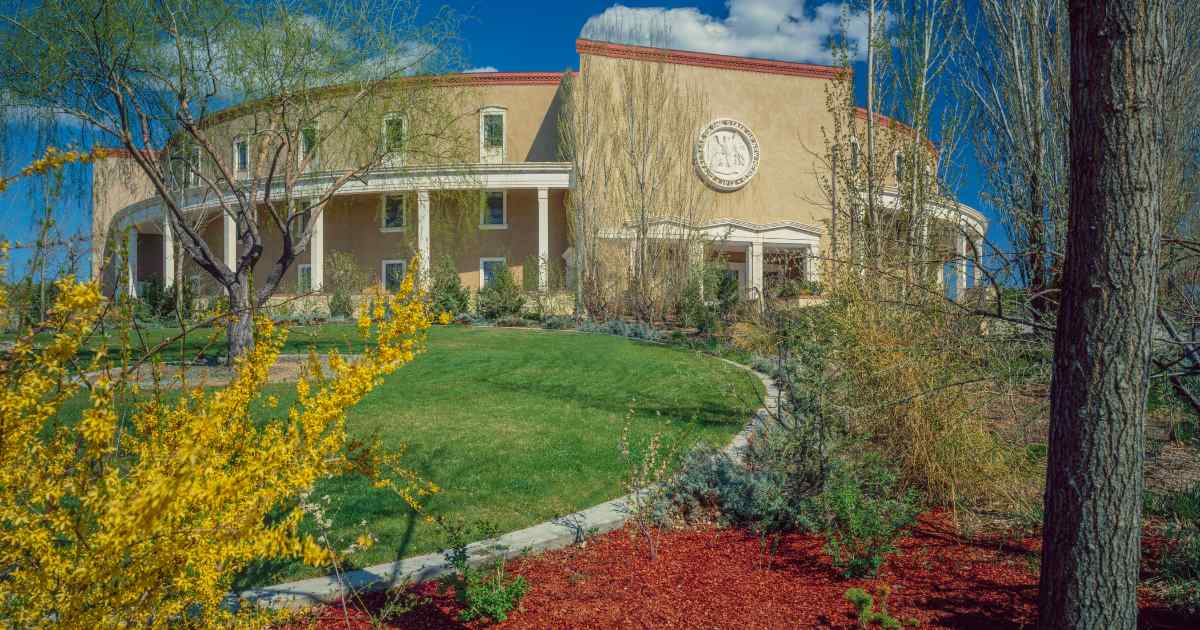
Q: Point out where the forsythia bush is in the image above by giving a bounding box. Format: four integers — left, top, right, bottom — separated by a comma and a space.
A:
0, 266, 432, 626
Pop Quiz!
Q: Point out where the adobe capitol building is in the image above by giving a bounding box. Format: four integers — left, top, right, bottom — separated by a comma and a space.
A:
92, 38, 986, 305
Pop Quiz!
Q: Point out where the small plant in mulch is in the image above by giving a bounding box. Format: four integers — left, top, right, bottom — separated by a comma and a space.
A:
435, 517, 529, 624
822, 460, 921, 579
844, 585, 920, 629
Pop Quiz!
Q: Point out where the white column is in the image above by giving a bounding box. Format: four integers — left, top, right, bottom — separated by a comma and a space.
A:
417, 189, 430, 288
747, 240, 764, 298
973, 236, 984, 287
537, 187, 549, 291
956, 229, 968, 300
807, 245, 821, 283
162, 213, 175, 290
223, 210, 236, 270
126, 227, 138, 298
311, 205, 324, 292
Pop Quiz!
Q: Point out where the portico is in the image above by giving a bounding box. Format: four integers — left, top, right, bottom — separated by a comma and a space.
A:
115, 162, 572, 298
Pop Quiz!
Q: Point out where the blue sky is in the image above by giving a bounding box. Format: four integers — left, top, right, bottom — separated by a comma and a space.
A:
0, 0, 997, 281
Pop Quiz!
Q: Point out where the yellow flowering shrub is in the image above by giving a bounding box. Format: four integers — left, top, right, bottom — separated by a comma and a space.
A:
0, 264, 432, 627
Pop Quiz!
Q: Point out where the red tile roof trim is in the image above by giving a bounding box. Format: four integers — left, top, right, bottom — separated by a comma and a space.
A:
576, 38, 845, 80
854, 108, 937, 154
433, 72, 565, 86
97, 147, 161, 160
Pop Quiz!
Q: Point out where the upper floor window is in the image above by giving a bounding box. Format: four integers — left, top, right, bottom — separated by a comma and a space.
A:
895, 152, 907, 182
479, 106, 506, 163
188, 145, 201, 187
849, 139, 860, 171
381, 194, 406, 232
299, 125, 318, 171
384, 114, 405, 151
234, 137, 250, 176
480, 190, 506, 229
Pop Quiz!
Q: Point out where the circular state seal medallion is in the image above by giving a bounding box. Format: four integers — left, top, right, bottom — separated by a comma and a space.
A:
694, 118, 761, 192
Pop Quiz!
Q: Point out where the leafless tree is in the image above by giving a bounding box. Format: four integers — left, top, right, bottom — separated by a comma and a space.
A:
0, 0, 467, 360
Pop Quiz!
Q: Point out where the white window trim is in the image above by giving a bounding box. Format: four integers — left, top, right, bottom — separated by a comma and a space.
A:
382, 113, 406, 167
479, 190, 508, 230
188, 145, 201, 188
381, 259, 408, 291
479, 257, 506, 288
297, 263, 312, 293
233, 136, 250, 177
380, 194, 407, 233
298, 124, 319, 172
479, 106, 506, 163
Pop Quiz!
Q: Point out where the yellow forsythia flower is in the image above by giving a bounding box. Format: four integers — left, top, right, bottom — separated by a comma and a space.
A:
0, 260, 432, 627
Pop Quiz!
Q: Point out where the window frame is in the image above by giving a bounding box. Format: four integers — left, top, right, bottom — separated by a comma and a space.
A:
297, 263, 312, 294
479, 190, 508, 230
233, 136, 250, 177
479, 257, 507, 288
298, 124, 319, 172
382, 113, 406, 166
380, 194, 407, 233
188, 145, 202, 188
478, 106, 506, 163
381, 259, 408, 292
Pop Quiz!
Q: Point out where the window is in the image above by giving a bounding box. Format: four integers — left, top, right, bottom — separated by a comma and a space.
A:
234, 137, 250, 175
293, 199, 313, 245
381, 194, 406, 232
188, 145, 201, 187
479, 106, 506, 163
383, 113, 405, 151
849, 139, 860, 171
299, 125, 318, 171
297, 264, 312, 293
895, 152, 907, 182
480, 190, 506, 229
480, 257, 506, 287
382, 259, 407, 292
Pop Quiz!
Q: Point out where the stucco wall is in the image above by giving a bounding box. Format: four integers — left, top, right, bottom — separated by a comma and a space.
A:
92, 154, 157, 284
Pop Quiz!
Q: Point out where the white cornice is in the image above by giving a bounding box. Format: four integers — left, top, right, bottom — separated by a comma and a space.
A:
112, 162, 572, 229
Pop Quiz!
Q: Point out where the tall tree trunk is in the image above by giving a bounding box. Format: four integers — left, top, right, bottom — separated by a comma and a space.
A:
1039, 2, 1165, 628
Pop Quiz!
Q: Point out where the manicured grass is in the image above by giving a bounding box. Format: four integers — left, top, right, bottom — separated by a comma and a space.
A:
233, 325, 761, 588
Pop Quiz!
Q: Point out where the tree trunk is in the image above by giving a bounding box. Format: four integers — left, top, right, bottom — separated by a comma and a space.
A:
1038, 2, 1165, 629
226, 279, 255, 364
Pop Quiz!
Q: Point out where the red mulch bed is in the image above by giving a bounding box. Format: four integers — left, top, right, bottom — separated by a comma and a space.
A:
285, 512, 1196, 629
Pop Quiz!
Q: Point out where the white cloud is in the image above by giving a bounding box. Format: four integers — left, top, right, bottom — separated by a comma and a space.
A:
464, 66, 499, 73
581, 1, 871, 65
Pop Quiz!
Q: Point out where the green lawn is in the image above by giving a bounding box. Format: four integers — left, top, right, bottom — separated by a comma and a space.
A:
227, 325, 761, 587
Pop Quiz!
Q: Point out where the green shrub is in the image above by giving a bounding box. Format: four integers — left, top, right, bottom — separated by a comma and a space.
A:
326, 251, 369, 318
540, 315, 575, 330
822, 460, 920, 578
845, 586, 918, 628
476, 264, 524, 320
430, 255, 470, 316
437, 519, 528, 624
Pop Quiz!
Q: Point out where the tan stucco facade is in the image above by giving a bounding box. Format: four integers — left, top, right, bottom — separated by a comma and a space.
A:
94, 38, 980, 304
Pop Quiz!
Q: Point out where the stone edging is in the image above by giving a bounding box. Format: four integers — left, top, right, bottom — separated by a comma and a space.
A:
229, 342, 779, 612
